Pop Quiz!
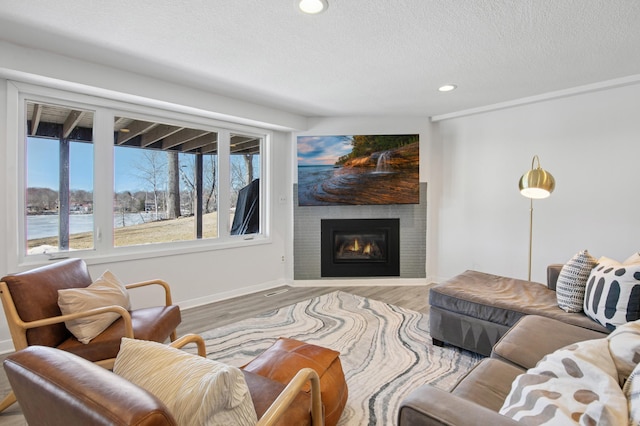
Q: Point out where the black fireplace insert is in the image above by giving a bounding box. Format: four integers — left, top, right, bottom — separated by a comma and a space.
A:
321, 218, 400, 277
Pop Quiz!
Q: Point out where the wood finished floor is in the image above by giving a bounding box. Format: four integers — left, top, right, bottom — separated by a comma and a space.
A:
0, 284, 432, 425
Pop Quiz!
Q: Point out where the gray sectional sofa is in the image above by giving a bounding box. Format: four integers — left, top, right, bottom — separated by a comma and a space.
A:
398, 314, 609, 425
428, 265, 609, 356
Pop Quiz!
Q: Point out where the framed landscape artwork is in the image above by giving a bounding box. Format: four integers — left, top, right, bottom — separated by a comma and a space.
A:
297, 134, 419, 206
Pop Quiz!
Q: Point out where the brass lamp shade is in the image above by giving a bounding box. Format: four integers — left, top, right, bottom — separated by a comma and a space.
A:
519, 156, 555, 199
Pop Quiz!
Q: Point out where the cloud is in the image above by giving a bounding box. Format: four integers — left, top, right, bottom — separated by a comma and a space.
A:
297, 135, 353, 166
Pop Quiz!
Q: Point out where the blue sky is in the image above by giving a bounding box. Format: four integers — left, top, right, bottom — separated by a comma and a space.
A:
297, 135, 353, 166
27, 137, 151, 192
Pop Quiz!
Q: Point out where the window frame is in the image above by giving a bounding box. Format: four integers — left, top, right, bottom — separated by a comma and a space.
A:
9, 81, 271, 268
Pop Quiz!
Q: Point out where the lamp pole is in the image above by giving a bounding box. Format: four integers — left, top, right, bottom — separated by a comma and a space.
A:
519, 155, 555, 282
528, 198, 533, 281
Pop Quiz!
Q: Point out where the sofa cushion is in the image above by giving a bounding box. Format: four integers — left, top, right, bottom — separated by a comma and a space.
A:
499, 338, 627, 425
583, 254, 640, 331
451, 358, 524, 412
556, 250, 597, 313
114, 338, 257, 426
58, 270, 131, 344
56, 305, 181, 362
491, 315, 607, 370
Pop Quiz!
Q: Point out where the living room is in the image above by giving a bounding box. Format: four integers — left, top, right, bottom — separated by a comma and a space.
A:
0, 1, 639, 424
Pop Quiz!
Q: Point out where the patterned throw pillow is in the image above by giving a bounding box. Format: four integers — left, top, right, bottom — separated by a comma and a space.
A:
623, 362, 640, 424
556, 250, 597, 313
607, 319, 640, 385
499, 339, 627, 425
583, 255, 640, 331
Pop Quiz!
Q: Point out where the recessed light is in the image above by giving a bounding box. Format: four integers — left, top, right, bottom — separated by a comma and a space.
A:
299, 0, 328, 14
438, 84, 457, 92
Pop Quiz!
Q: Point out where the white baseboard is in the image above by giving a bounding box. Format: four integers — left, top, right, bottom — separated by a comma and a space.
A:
0, 340, 14, 354
176, 278, 289, 310
292, 277, 430, 287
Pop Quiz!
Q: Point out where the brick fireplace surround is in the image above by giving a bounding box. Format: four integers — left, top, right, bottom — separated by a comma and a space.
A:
293, 183, 427, 280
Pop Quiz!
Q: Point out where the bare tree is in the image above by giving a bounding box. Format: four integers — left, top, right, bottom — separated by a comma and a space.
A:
178, 153, 218, 215
167, 151, 181, 219
203, 154, 217, 213
178, 155, 196, 216
134, 151, 166, 221
230, 154, 257, 208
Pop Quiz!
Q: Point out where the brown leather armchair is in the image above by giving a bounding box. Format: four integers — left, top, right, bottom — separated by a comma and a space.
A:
0, 258, 182, 412
3, 334, 323, 426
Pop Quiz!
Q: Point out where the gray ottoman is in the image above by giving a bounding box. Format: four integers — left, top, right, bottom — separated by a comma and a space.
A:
429, 270, 608, 356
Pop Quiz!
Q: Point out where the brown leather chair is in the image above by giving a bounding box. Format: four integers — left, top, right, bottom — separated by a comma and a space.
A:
0, 258, 182, 412
3, 335, 323, 426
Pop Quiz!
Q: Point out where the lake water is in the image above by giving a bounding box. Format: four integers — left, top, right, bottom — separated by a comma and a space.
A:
297, 165, 342, 206
27, 212, 165, 239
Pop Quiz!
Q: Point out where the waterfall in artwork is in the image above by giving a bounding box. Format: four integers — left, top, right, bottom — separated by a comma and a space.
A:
375, 151, 392, 173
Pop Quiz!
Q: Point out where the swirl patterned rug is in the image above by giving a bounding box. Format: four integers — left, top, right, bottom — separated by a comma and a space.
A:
198, 290, 482, 425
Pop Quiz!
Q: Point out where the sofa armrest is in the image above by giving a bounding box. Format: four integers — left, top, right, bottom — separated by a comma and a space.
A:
398, 385, 520, 426
547, 264, 563, 290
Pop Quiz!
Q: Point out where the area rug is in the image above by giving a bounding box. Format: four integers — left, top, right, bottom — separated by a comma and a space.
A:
197, 290, 482, 425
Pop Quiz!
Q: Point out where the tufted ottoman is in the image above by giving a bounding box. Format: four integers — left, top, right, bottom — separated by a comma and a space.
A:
242, 337, 348, 426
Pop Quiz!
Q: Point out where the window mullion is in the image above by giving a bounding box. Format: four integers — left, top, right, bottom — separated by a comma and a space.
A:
93, 109, 114, 252
218, 130, 231, 239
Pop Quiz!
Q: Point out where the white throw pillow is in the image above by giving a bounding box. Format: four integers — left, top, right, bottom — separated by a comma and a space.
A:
114, 338, 258, 426
58, 270, 131, 344
623, 361, 640, 425
583, 255, 640, 331
556, 250, 597, 313
500, 339, 627, 425
607, 319, 640, 385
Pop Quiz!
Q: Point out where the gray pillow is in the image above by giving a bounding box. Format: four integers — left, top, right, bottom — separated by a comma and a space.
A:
556, 250, 597, 313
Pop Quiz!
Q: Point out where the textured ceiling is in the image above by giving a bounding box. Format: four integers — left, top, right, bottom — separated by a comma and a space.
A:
0, 0, 639, 118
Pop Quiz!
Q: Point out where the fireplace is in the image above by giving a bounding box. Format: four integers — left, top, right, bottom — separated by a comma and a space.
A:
321, 218, 400, 277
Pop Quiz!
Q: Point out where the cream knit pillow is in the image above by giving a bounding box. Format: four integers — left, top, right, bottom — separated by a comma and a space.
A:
114, 338, 257, 426
58, 270, 131, 344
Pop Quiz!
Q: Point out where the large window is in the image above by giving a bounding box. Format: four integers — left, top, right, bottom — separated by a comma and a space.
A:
26, 101, 95, 253
19, 90, 267, 261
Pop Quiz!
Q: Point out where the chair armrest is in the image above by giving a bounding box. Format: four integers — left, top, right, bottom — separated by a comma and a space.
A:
547, 264, 563, 291
398, 385, 520, 426
257, 367, 323, 426
4, 346, 176, 426
126, 279, 173, 306
19, 305, 133, 338
169, 333, 206, 357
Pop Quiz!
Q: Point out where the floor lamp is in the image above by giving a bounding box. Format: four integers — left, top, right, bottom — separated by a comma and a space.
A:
518, 155, 555, 281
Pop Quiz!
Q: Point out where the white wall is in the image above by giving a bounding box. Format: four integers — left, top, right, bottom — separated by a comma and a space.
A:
0, 42, 298, 352
430, 83, 640, 283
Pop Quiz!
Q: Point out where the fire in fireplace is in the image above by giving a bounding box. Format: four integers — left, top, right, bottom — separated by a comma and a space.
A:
321, 218, 400, 277
335, 232, 386, 261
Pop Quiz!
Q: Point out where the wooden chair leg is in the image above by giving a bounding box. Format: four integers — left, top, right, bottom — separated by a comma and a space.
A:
0, 391, 17, 412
